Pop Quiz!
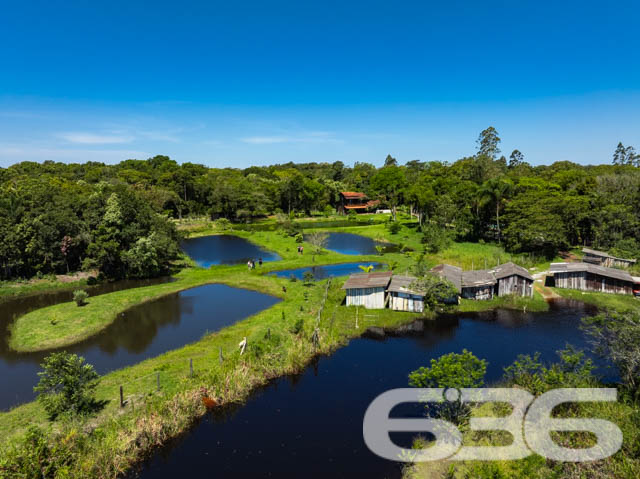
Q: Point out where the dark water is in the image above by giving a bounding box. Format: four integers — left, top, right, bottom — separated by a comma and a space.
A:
0, 284, 279, 410
133, 298, 604, 479
182, 235, 281, 267
268, 262, 384, 280
308, 232, 398, 255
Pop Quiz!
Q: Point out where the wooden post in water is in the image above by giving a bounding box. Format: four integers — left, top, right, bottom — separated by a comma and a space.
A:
157, 372, 160, 391
190, 358, 193, 378
120, 385, 124, 408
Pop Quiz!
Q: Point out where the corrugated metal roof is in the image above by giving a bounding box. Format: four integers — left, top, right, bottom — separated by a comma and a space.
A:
491, 262, 534, 281
341, 271, 392, 289
387, 275, 422, 295
550, 262, 634, 282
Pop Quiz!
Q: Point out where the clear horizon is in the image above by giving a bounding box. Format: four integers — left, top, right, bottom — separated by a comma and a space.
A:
1, 1, 639, 168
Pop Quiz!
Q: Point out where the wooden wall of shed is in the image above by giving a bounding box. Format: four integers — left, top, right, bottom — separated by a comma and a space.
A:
554, 272, 632, 294
584, 253, 634, 269
389, 292, 424, 312
461, 285, 494, 300
346, 287, 386, 308
497, 275, 533, 297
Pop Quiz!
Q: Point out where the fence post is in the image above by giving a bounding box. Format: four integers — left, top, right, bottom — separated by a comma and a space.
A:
120, 385, 124, 408
157, 372, 160, 391
219, 347, 224, 364
190, 358, 193, 378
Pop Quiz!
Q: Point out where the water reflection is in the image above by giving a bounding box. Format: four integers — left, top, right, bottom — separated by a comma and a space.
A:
268, 262, 384, 280
0, 284, 280, 410
181, 235, 281, 267
132, 299, 604, 479
306, 232, 398, 255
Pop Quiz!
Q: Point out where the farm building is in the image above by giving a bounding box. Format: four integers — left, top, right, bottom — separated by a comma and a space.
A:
337, 191, 380, 214
550, 262, 635, 295
430, 262, 534, 300
387, 275, 425, 312
493, 262, 534, 297
342, 271, 392, 309
582, 248, 636, 269
461, 270, 496, 300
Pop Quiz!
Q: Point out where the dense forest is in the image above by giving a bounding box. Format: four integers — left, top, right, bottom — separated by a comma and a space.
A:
1, 127, 639, 281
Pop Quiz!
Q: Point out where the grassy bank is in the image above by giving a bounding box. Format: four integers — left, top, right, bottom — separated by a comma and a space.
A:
553, 287, 640, 313
9, 222, 552, 353
1, 220, 560, 477
0, 276, 422, 477
8, 228, 385, 352
457, 290, 549, 313
0, 276, 88, 302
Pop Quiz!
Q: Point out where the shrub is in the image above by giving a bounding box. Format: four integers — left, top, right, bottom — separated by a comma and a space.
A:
294, 233, 303, 243
86, 276, 98, 285
289, 274, 298, 282
290, 318, 305, 335
73, 289, 88, 306
34, 352, 100, 419
388, 221, 401, 234
347, 210, 357, 221
303, 270, 315, 284
215, 218, 232, 230
409, 349, 487, 424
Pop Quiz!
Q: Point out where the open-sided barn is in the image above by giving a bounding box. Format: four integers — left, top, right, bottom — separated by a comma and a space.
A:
387, 275, 425, 312
582, 248, 636, 269
550, 262, 634, 295
342, 271, 392, 309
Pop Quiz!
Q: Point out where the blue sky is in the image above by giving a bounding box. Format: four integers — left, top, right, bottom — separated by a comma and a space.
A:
1, 0, 639, 168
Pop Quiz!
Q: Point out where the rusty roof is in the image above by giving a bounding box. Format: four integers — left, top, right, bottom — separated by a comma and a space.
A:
341, 271, 392, 289
340, 191, 367, 199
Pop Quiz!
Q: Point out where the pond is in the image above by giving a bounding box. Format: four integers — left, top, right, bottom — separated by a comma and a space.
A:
307, 232, 398, 255
131, 298, 604, 479
268, 262, 385, 280
0, 284, 280, 410
181, 235, 281, 268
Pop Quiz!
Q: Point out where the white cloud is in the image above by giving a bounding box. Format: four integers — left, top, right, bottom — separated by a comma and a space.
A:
0, 144, 148, 165
240, 132, 342, 145
57, 132, 135, 144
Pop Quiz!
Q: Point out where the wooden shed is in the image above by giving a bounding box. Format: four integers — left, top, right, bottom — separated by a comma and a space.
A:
582, 248, 636, 269
550, 262, 634, 295
387, 275, 425, 312
492, 262, 534, 297
342, 271, 392, 309
431, 262, 534, 300
461, 270, 496, 300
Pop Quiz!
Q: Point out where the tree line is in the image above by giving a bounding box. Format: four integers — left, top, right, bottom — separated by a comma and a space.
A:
1, 127, 639, 280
